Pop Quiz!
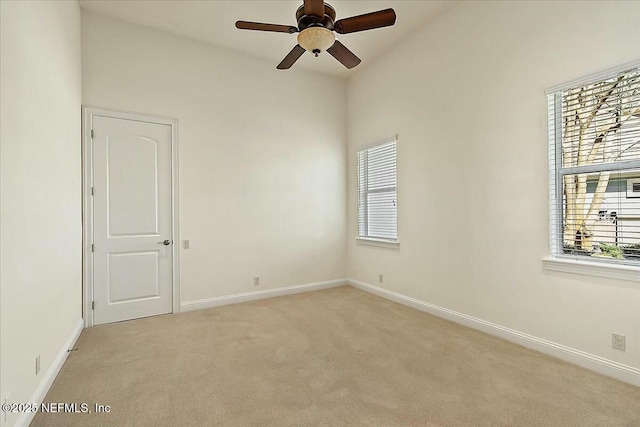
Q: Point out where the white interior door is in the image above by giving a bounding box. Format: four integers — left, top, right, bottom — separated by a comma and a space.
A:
92, 115, 173, 325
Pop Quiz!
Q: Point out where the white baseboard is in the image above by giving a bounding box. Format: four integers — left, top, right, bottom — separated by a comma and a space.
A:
180, 278, 348, 312
17, 318, 84, 427
348, 279, 640, 387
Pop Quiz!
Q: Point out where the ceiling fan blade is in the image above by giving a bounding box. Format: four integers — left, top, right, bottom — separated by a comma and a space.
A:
277, 45, 306, 69
304, 0, 325, 17
326, 40, 361, 69
334, 8, 396, 34
236, 21, 298, 33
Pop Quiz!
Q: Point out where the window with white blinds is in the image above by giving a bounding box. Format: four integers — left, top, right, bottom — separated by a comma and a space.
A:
548, 65, 640, 266
358, 138, 397, 242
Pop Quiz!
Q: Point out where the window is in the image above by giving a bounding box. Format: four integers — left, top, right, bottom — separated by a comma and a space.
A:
548, 65, 640, 266
628, 178, 640, 198
357, 138, 397, 242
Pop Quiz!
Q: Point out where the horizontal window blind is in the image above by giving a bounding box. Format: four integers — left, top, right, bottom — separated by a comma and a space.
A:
548, 66, 640, 265
358, 139, 397, 241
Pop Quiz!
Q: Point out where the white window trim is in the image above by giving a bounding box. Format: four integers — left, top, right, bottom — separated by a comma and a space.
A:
356, 237, 400, 249
545, 59, 640, 94
545, 62, 640, 280
356, 136, 399, 247
542, 257, 640, 283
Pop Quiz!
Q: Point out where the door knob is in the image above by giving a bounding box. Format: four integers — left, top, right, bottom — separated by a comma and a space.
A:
158, 240, 171, 245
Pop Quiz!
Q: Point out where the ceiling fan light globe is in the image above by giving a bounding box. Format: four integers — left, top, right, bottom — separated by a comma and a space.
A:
297, 27, 335, 53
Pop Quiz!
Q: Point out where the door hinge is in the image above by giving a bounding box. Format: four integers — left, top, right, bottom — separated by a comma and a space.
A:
91, 243, 94, 252
90, 129, 94, 139
91, 301, 95, 310
91, 187, 94, 196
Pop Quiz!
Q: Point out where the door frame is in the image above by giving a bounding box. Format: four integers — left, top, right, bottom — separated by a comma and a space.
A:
82, 106, 181, 327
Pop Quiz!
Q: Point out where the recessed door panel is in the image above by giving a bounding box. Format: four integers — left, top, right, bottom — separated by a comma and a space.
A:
108, 251, 160, 303
107, 136, 159, 237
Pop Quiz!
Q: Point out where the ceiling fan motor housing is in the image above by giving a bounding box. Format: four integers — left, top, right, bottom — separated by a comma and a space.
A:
296, 3, 337, 55
295, 3, 336, 31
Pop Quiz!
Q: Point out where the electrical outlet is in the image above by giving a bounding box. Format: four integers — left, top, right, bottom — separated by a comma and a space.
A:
254, 276, 260, 286
378, 274, 383, 283
612, 333, 625, 351
35, 355, 40, 375
183, 240, 190, 249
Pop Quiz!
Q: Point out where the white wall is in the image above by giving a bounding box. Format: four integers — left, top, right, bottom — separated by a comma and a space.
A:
0, 1, 82, 426
81, 11, 347, 303
347, 1, 640, 370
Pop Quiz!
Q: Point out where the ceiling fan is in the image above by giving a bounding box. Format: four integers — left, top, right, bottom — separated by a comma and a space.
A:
235, 0, 396, 70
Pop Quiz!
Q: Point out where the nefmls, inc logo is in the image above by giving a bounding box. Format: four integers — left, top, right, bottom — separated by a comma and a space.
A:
40, 403, 90, 413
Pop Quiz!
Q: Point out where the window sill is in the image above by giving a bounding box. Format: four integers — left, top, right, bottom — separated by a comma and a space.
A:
542, 256, 639, 283
356, 238, 399, 249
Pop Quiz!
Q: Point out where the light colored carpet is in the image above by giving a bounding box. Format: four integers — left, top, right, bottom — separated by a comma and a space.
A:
32, 286, 640, 426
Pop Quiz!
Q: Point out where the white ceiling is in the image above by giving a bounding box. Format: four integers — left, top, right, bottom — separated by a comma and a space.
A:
79, 0, 457, 78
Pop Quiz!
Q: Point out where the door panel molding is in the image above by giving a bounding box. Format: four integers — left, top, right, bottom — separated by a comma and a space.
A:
83, 106, 180, 327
